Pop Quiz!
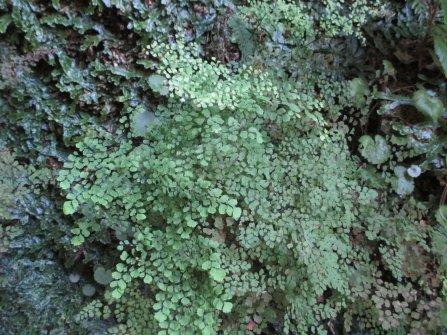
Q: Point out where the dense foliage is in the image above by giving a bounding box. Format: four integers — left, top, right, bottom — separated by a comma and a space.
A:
1, 0, 447, 334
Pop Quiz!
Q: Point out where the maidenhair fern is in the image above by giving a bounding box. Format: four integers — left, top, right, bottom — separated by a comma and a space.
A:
58, 39, 441, 334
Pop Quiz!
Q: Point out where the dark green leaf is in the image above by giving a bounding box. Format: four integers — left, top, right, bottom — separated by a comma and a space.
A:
94, 267, 113, 285
434, 27, 447, 77
82, 284, 96, 297
0, 14, 12, 34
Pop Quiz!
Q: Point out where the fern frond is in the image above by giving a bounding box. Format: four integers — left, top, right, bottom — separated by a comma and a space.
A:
228, 14, 255, 62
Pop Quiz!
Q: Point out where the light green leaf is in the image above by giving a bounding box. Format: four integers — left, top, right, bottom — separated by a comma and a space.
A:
222, 302, 233, 313
218, 204, 226, 215
136, 213, 146, 221
225, 206, 233, 216
120, 251, 129, 261
136, 59, 155, 69
133, 111, 156, 136
60, 180, 70, 190
80, 35, 102, 51
210, 188, 223, 197
210, 268, 226, 282
71, 235, 84, 246
349, 78, 369, 99
383, 60, 396, 78
393, 166, 414, 196
58, 54, 75, 75
186, 218, 198, 228
154, 310, 167, 322
232, 207, 242, 220
111, 288, 124, 299
201, 261, 212, 270
52, 0, 61, 9
63, 201, 75, 215
413, 89, 444, 122
358, 135, 390, 165
112, 272, 121, 280
149, 74, 169, 96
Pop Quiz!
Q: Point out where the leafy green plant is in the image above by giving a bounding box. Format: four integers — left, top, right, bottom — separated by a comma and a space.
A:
58, 39, 443, 334
354, 33, 447, 198
359, 134, 391, 165
0, 0, 446, 334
